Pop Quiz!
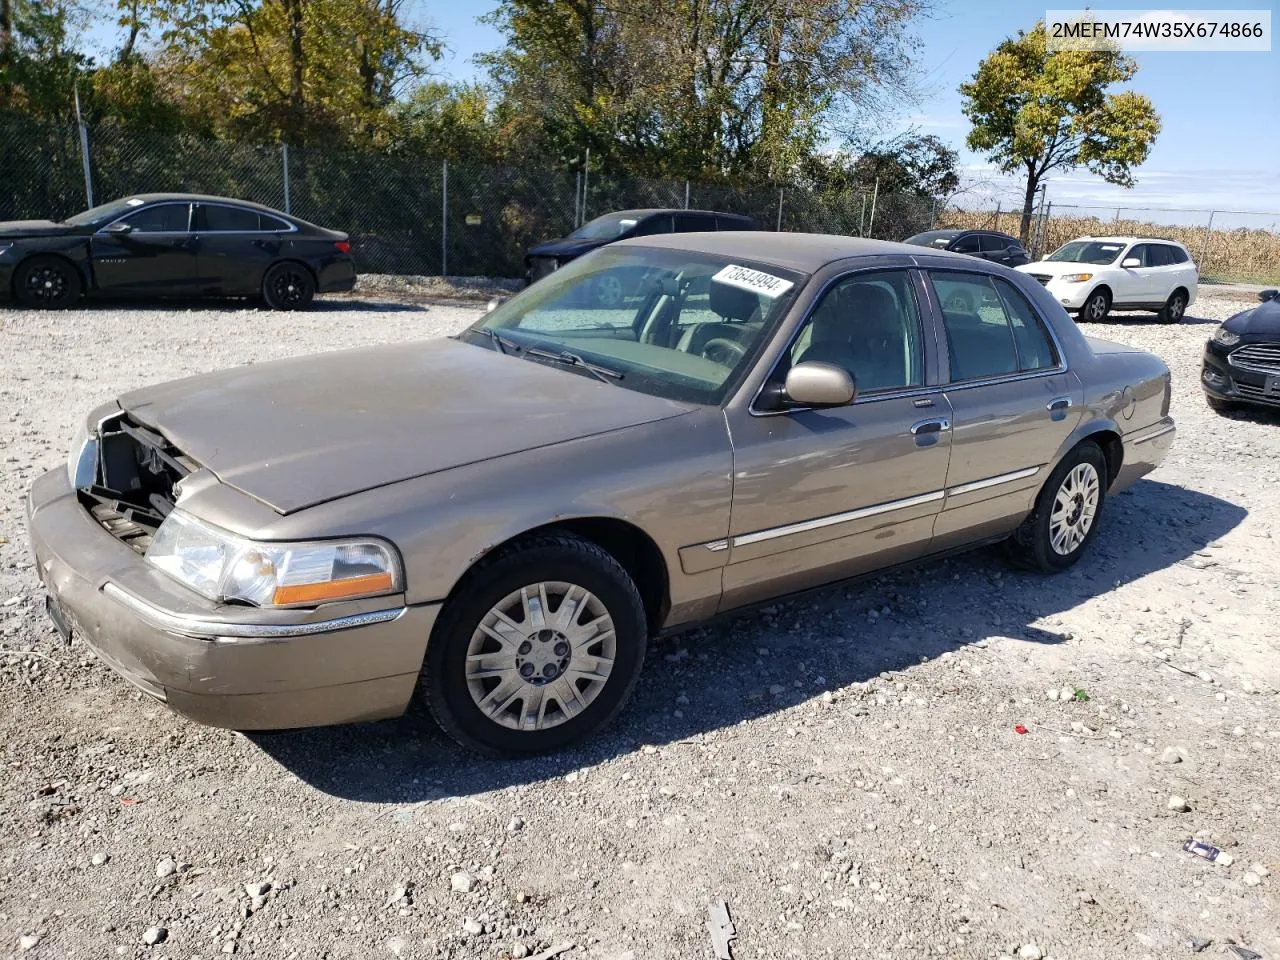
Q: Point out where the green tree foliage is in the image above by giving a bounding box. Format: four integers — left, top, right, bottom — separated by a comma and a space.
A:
960, 21, 1161, 241
481, 0, 929, 181
803, 134, 959, 197
0, 0, 90, 119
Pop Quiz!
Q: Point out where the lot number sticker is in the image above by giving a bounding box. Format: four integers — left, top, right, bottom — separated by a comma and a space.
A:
713, 264, 794, 298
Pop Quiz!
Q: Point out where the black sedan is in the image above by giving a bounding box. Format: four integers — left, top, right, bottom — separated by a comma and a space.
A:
904, 228, 1030, 267
525, 208, 756, 301
1202, 288, 1280, 413
0, 194, 356, 310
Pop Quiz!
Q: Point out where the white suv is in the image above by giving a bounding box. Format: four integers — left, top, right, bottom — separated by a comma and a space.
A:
1016, 236, 1198, 323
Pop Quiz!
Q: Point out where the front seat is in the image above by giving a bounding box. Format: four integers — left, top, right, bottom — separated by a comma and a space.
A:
796, 286, 862, 373
798, 283, 906, 390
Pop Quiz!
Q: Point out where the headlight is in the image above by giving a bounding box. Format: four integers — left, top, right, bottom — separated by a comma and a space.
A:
1060, 273, 1093, 283
66, 419, 97, 489
1212, 326, 1241, 346
146, 510, 402, 608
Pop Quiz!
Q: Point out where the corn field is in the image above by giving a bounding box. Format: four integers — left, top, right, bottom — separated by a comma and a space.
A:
937, 207, 1280, 285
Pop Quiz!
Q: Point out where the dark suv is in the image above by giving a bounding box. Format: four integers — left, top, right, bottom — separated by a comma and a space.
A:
904, 229, 1030, 267
525, 209, 756, 295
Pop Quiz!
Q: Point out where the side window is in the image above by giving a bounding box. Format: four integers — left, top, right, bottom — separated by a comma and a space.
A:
1150, 245, 1175, 266
786, 270, 924, 393
993, 278, 1059, 371
673, 214, 714, 232
632, 215, 673, 236
200, 205, 262, 232
979, 234, 1008, 253
1126, 244, 1150, 267
716, 216, 750, 231
930, 272, 1019, 381
260, 214, 291, 232
1169, 245, 1189, 264
951, 234, 980, 253
119, 204, 190, 233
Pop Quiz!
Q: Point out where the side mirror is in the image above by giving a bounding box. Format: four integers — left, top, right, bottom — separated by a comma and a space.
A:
103, 221, 132, 235
486, 296, 508, 314
1259, 289, 1278, 303
1120, 257, 1141, 269
780, 361, 856, 408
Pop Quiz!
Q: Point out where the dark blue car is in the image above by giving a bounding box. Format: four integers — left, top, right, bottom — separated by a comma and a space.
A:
525, 208, 756, 304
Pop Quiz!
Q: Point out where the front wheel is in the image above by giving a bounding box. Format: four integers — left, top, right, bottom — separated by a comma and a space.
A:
421, 533, 648, 755
15, 256, 82, 309
1076, 289, 1110, 323
262, 262, 316, 310
1006, 441, 1107, 573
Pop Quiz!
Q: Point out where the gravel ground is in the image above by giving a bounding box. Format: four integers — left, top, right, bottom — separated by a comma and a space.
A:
1, 290, 1278, 960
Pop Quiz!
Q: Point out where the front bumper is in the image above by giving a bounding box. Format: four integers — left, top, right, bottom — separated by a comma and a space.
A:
25, 468, 438, 730
1202, 341, 1280, 409
1040, 278, 1092, 310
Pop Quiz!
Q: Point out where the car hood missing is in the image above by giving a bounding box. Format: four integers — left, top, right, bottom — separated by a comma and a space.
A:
118, 338, 694, 514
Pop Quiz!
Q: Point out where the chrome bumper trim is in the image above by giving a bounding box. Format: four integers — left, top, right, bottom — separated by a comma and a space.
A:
101, 582, 405, 643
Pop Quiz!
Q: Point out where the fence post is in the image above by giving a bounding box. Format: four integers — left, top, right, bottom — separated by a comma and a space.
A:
582, 147, 590, 223
684, 181, 690, 210
1199, 210, 1215, 268
281, 144, 291, 214
73, 87, 93, 208
441, 159, 448, 278
867, 178, 879, 238
929, 197, 938, 229
776, 188, 784, 231
993, 201, 1001, 232
573, 171, 581, 229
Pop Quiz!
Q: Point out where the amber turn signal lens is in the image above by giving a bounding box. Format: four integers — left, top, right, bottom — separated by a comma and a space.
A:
272, 571, 394, 606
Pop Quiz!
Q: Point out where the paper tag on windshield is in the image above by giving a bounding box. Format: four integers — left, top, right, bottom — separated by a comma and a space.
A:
713, 264, 794, 298
125, 198, 145, 206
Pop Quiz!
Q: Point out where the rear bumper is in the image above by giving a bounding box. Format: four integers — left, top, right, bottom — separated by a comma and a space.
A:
317, 259, 357, 293
25, 468, 437, 730
1114, 416, 1176, 493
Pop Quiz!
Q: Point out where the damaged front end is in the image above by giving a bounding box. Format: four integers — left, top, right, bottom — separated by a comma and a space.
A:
73, 413, 201, 554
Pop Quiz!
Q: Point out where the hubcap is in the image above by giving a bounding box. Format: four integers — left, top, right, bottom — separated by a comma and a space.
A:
596, 275, 623, 307
1088, 296, 1106, 320
1049, 462, 1100, 556
273, 271, 306, 304
1169, 297, 1185, 320
28, 266, 67, 303
465, 581, 616, 731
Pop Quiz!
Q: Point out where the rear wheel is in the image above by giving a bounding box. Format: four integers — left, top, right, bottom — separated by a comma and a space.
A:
1077, 289, 1110, 323
1006, 441, 1107, 573
15, 256, 82, 309
262, 262, 315, 310
1159, 290, 1188, 324
421, 533, 648, 755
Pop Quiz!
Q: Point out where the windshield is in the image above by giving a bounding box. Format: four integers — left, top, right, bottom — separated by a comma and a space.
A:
464, 247, 805, 405
1045, 240, 1126, 265
904, 231, 956, 248
62, 197, 149, 227
570, 212, 641, 241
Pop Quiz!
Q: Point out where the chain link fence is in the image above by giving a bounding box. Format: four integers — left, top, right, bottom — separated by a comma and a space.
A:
938, 199, 1280, 285
1, 113, 943, 280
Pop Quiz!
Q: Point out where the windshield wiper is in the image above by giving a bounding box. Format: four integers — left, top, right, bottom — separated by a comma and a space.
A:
473, 327, 519, 355
521, 345, 624, 385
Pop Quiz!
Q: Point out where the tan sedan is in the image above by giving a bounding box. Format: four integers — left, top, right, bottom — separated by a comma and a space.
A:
26, 233, 1176, 754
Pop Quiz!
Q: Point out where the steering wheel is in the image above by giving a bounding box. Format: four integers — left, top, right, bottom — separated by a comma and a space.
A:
701, 337, 747, 366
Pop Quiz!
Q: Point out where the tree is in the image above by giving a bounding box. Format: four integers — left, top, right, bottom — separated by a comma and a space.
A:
960, 21, 1160, 242
0, 0, 90, 120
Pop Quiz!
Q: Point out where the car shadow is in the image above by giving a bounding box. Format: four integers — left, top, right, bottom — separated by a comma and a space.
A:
251, 478, 1245, 802
51, 297, 430, 313
1214, 403, 1280, 426
1101, 309, 1220, 327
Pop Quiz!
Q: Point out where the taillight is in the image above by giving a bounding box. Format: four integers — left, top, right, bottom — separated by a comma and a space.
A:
334, 240, 351, 254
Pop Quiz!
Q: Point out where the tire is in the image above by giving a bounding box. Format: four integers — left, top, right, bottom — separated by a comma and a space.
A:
262, 262, 316, 310
1205, 394, 1236, 414
1076, 288, 1110, 323
1006, 441, 1108, 573
421, 532, 648, 756
1158, 289, 1188, 324
14, 256, 82, 309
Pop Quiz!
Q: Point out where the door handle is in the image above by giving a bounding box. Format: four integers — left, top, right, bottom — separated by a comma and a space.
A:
910, 417, 951, 436
1047, 396, 1072, 421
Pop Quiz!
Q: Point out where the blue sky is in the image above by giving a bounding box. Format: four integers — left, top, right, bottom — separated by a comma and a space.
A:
88, 0, 1279, 218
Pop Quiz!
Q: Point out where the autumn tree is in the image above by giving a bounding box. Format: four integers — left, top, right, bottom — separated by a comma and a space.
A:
0, 0, 90, 119
960, 21, 1160, 242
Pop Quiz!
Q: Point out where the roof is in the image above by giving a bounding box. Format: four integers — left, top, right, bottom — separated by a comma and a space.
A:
123, 193, 293, 217
614, 230, 971, 272
593, 208, 754, 220
1077, 235, 1185, 245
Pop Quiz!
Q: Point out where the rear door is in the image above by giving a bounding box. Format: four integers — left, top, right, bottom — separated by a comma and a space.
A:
1116, 243, 1156, 303
89, 202, 196, 294
194, 203, 286, 296
950, 233, 981, 258
925, 269, 1082, 549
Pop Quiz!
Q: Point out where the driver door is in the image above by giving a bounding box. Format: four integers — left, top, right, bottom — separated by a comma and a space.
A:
718, 268, 952, 611
90, 202, 197, 294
